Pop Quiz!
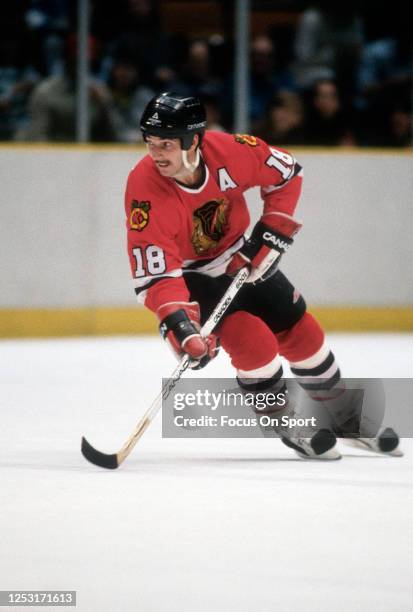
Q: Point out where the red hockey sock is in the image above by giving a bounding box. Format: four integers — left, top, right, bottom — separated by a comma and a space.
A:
276, 312, 325, 362
219, 311, 279, 371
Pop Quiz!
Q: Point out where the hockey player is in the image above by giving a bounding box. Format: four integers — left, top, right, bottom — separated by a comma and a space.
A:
124, 92, 402, 460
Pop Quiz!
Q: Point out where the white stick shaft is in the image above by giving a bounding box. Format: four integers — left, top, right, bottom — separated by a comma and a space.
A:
117, 268, 250, 461
200, 267, 249, 336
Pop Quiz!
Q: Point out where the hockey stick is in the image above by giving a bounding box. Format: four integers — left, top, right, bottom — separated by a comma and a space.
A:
81, 267, 250, 469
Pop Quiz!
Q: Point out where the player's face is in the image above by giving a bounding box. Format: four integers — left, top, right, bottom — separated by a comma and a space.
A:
145, 136, 185, 177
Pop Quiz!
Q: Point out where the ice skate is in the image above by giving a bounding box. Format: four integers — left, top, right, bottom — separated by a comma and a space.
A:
281, 428, 341, 460
256, 401, 341, 461
341, 427, 403, 457
321, 384, 404, 458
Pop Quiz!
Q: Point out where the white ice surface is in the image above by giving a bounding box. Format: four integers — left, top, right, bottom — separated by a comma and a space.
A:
1, 334, 413, 612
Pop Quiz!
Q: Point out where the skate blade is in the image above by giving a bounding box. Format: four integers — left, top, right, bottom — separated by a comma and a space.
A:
342, 438, 404, 457
295, 448, 342, 461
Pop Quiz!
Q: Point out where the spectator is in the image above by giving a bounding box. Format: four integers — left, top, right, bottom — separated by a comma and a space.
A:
303, 79, 355, 146
0, 37, 38, 140
106, 57, 154, 142
178, 39, 220, 97
200, 85, 226, 132
249, 34, 296, 127
357, 35, 411, 108
19, 34, 118, 142
255, 91, 305, 145
356, 15, 412, 145
293, 2, 363, 101
221, 33, 296, 129
24, 0, 72, 76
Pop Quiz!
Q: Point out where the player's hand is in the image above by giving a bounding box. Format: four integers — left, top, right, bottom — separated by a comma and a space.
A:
157, 301, 220, 369
226, 213, 302, 283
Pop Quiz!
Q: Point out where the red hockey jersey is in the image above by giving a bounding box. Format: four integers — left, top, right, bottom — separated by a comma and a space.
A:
124, 131, 303, 312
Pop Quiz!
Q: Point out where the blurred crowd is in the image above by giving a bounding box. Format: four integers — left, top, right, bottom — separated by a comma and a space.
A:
1, 0, 412, 146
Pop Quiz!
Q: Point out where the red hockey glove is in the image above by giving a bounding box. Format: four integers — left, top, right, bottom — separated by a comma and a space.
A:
226, 213, 302, 283
157, 302, 220, 370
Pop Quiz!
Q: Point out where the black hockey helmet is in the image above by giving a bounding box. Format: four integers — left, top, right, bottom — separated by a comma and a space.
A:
140, 92, 207, 150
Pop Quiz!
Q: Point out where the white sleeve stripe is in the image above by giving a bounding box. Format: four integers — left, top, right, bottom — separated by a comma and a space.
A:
133, 268, 182, 289
261, 167, 303, 194
262, 184, 285, 194
136, 289, 148, 305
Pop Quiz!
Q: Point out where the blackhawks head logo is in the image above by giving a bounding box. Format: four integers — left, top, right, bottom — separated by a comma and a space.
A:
192, 198, 229, 255
130, 200, 151, 231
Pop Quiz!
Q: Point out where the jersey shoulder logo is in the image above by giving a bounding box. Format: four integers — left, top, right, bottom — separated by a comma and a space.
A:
192, 198, 230, 255
234, 133, 258, 146
130, 200, 151, 231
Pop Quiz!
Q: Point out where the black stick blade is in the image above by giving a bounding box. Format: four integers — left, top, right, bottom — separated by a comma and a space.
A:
81, 437, 119, 469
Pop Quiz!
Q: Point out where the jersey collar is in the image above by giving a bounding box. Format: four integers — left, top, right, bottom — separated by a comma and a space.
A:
173, 157, 209, 194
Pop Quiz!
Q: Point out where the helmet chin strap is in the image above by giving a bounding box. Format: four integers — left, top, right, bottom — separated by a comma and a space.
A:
182, 147, 200, 173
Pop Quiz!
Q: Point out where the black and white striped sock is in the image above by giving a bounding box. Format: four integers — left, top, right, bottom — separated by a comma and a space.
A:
290, 342, 343, 401
237, 355, 287, 413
